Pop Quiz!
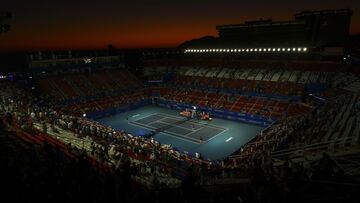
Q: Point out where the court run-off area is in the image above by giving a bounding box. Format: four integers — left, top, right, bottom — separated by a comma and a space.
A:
96, 106, 264, 161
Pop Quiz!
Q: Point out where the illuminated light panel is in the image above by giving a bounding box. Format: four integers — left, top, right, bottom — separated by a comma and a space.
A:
184, 47, 309, 54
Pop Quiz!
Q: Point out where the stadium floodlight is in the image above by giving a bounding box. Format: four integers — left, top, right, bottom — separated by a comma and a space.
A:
277, 48, 280, 51
242, 49, 245, 52
216, 49, 219, 52
282, 48, 285, 51
267, 48, 271, 51
259, 48, 262, 52
212, 49, 216, 52
219, 49, 223, 52
226, 49, 230, 52
250, 49, 253, 52
303, 48, 307, 52
272, 48, 276, 51
287, 48, 291, 51
234, 49, 237, 52
246, 49, 249, 52
297, 48, 302, 51
292, 48, 296, 51
205, 49, 209, 52
254, 49, 258, 52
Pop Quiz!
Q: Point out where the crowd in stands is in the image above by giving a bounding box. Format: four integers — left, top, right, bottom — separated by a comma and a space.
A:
38, 69, 142, 102
155, 87, 311, 120
1, 63, 359, 202
171, 75, 304, 97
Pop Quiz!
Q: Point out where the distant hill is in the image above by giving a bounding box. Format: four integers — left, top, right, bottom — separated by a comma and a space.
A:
179, 36, 219, 49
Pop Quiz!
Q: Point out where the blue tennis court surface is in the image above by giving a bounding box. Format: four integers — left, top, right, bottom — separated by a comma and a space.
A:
95, 106, 264, 161
129, 113, 226, 143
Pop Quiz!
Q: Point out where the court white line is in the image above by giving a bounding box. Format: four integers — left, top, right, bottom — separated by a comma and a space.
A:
156, 113, 226, 131
130, 112, 229, 144
206, 127, 229, 143
225, 137, 233, 142
128, 121, 202, 144
156, 120, 201, 132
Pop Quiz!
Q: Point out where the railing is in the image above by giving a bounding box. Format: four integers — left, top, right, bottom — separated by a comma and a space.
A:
271, 136, 355, 159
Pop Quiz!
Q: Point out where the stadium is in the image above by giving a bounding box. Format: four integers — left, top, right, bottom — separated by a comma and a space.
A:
1, 5, 360, 203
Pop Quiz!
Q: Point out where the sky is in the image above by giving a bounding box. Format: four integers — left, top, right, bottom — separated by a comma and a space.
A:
0, 0, 359, 52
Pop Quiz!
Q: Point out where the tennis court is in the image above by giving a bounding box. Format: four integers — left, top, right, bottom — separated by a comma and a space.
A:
129, 113, 226, 143
95, 106, 264, 161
